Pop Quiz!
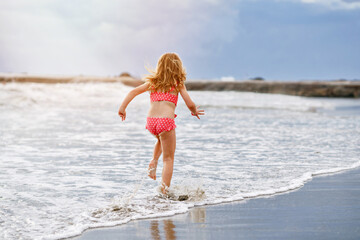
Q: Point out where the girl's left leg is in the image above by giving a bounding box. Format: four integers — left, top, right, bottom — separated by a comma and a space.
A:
159, 129, 176, 193
148, 136, 162, 180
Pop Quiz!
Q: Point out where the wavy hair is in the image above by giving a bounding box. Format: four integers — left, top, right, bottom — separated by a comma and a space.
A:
146, 53, 186, 93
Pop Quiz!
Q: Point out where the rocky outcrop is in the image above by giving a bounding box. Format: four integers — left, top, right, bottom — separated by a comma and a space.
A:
119, 72, 132, 77
185, 81, 360, 98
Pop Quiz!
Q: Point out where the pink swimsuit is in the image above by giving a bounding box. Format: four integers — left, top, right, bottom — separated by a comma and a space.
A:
146, 87, 178, 136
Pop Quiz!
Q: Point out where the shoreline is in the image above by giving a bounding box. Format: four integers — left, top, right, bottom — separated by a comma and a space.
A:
71, 167, 360, 240
1, 73, 359, 98
68, 166, 360, 240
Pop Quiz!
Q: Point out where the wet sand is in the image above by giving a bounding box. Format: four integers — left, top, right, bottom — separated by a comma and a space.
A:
72, 168, 360, 240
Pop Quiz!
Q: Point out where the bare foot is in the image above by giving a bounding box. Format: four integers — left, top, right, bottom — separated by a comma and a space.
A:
147, 159, 158, 180
161, 181, 169, 195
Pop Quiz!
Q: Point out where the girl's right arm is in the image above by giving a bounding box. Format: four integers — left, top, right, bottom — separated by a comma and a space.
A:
118, 83, 149, 121
179, 85, 205, 119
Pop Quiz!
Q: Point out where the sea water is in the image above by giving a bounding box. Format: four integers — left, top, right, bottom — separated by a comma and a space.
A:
0, 82, 359, 239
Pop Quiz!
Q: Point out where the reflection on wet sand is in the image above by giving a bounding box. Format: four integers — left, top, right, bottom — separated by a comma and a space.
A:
150, 220, 176, 240
189, 207, 206, 224
150, 221, 161, 240
149, 208, 206, 240
163, 220, 176, 240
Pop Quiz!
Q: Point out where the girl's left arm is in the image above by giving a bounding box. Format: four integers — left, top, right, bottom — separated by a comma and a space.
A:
118, 83, 149, 121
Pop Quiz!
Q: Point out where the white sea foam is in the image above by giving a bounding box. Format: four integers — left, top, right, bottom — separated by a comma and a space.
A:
0, 82, 359, 240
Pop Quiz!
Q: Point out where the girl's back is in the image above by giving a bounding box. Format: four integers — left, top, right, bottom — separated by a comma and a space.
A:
148, 87, 178, 119
145, 53, 185, 119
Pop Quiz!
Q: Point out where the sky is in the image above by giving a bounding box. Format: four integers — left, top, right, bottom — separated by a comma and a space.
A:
0, 0, 359, 81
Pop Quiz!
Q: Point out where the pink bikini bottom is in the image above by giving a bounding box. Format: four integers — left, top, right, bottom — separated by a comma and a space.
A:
146, 117, 176, 136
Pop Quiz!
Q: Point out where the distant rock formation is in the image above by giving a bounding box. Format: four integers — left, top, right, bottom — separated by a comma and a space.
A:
250, 77, 265, 81
119, 72, 132, 77
117, 72, 144, 87
185, 81, 360, 98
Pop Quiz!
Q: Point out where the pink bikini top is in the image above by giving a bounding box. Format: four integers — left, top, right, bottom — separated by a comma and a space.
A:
150, 86, 178, 106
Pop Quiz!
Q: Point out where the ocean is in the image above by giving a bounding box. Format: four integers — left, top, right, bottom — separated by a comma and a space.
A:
1, 82, 359, 239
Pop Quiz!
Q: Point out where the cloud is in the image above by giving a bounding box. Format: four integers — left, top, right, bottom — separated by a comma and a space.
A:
0, 0, 239, 76
298, 0, 360, 10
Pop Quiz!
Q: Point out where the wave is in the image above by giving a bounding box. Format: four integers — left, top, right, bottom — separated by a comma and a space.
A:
0, 82, 131, 109
50, 161, 360, 240
201, 104, 319, 113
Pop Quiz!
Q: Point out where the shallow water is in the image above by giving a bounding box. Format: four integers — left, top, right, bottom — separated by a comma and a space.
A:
0, 82, 359, 239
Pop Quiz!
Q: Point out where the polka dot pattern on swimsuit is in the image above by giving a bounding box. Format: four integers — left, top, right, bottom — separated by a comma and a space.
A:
150, 91, 178, 106
146, 117, 176, 136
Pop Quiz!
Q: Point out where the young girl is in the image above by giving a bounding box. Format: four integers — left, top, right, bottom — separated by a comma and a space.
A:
118, 53, 204, 194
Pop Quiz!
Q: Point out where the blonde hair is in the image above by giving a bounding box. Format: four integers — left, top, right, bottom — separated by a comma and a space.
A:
146, 52, 186, 93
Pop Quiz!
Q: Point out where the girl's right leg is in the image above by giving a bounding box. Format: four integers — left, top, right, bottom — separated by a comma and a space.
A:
148, 136, 162, 180
159, 129, 176, 193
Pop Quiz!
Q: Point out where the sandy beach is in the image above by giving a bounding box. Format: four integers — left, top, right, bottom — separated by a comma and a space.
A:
72, 168, 360, 240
